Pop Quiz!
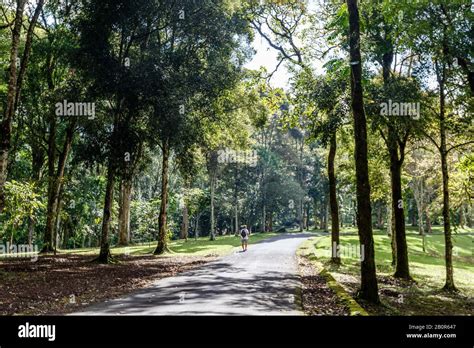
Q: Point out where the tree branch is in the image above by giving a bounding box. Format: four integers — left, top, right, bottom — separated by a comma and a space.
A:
447, 140, 474, 154
421, 129, 441, 152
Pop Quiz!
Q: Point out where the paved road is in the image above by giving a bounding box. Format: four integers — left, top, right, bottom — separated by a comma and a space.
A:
74, 233, 311, 315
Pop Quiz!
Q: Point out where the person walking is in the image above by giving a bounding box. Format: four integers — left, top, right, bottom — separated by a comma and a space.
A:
240, 225, 250, 251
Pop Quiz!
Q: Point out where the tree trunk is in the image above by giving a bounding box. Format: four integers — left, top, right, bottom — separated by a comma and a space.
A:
352, 200, 357, 227
118, 178, 132, 246
10, 224, 15, 246
210, 184, 215, 239
62, 218, 71, 249
391, 214, 397, 266
319, 198, 326, 230
180, 204, 189, 240
43, 115, 57, 252
346, 0, 379, 303
328, 132, 340, 264
412, 179, 425, 235
234, 198, 239, 235
298, 198, 304, 232
420, 226, 426, 253
28, 216, 35, 246
459, 205, 465, 228
319, 203, 324, 230
0, 0, 27, 212
413, 180, 426, 252
380, 20, 410, 279
268, 211, 273, 232
325, 200, 329, 232
97, 162, 115, 263
207, 151, 218, 241
313, 198, 318, 230
297, 139, 305, 232
29, 138, 44, 248
14, 0, 45, 111
42, 121, 75, 253
387, 202, 397, 266
305, 203, 310, 230
390, 145, 410, 279
425, 206, 432, 233
31, 139, 45, 181
154, 141, 170, 254
468, 204, 473, 228
302, 205, 306, 230
210, 172, 216, 240
195, 214, 200, 240
434, 58, 456, 291
386, 202, 392, 235
411, 205, 417, 227
441, 148, 455, 290
467, 205, 473, 228
374, 202, 382, 229
54, 188, 64, 255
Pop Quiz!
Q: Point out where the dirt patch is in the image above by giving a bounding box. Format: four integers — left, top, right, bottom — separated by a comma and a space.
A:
297, 253, 350, 316
0, 253, 215, 315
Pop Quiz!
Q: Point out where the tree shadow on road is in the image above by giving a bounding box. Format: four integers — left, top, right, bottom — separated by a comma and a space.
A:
77, 261, 301, 315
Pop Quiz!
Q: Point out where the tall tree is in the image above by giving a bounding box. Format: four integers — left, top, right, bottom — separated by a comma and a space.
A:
346, 0, 379, 303
364, 3, 411, 279
0, 0, 44, 212
149, 1, 251, 253
396, 0, 474, 291
36, 1, 82, 252
292, 68, 349, 264
75, 0, 154, 262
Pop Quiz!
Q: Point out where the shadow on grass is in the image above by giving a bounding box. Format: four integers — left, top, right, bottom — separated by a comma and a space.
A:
311, 233, 474, 315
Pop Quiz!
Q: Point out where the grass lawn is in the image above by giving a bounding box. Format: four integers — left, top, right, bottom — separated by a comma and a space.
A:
306, 226, 473, 315
57, 232, 279, 258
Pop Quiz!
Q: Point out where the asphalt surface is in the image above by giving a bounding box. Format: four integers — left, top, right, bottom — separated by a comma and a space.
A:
74, 233, 312, 315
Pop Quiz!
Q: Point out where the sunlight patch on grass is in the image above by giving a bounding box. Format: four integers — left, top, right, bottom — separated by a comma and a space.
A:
311, 230, 474, 296
58, 232, 279, 257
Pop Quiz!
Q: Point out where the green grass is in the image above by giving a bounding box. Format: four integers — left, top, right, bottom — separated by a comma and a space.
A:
58, 232, 279, 257
301, 226, 473, 315
309, 225, 473, 235
310, 228, 474, 296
